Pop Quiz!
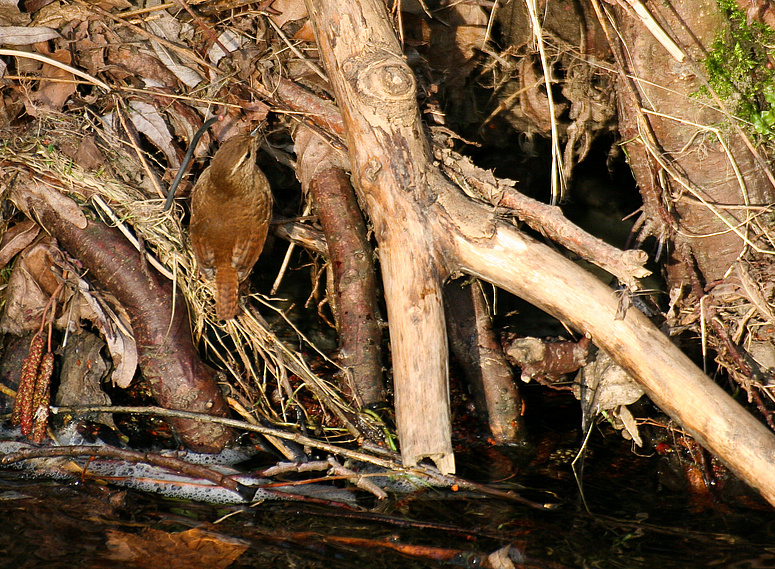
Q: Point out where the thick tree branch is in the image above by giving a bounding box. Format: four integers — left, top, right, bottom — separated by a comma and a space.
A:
10, 173, 233, 453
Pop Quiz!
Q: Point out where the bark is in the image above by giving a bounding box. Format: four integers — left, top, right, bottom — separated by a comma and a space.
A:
304, 0, 775, 505
10, 174, 233, 453
444, 280, 525, 443
611, 0, 775, 283
294, 125, 385, 406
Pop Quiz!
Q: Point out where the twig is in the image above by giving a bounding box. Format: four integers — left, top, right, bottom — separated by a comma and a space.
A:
0, 49, 110, 91
52, 404, 401, 469
49, 404, 557, 509
0, 444, 253, 499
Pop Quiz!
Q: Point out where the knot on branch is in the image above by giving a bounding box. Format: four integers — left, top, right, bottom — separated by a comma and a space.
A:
343, 52, 416, 114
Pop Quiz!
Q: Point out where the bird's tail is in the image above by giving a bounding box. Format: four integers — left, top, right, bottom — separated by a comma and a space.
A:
214, 265, 240, 321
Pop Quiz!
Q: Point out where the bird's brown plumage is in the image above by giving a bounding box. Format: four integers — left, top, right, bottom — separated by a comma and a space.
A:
189, 135, 273, 320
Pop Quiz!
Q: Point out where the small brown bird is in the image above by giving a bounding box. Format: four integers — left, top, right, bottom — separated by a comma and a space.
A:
189, 134, 272, 320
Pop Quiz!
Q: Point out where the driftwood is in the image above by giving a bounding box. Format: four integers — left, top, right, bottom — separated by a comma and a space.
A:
304, 0, 775, 505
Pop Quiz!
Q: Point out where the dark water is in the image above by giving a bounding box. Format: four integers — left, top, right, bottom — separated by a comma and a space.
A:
1, 425, 773, 569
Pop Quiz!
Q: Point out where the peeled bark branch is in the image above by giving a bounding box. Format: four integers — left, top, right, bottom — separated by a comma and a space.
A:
306, 0, 454, 472
441, 186, 775, 505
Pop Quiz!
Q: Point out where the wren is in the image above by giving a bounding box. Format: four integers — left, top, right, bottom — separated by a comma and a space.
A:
189, 134, 273, 320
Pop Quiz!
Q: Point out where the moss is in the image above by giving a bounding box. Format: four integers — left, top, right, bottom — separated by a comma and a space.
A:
704, 0, 775, 138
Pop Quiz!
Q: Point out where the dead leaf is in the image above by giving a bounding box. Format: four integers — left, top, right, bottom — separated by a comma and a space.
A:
10, 175, 88, 230
0, 237, 61, 335
576, 351, 644, 445
105, 528, 248, 569
0, 26, 60, 45
0, 219, 40, 270
27, 48, 77, 114
32, 2, 98, 28
105, 46, 180, 88
125, 100, 180, 169
73, 33, 107, 78
270, 0, 308, 28
73, 135, 106, 170
145, 12, 203, 88
293, 20, 316, 42
578, 351, 644, 414
73, 277, 138, 389
23, 0, 57, 14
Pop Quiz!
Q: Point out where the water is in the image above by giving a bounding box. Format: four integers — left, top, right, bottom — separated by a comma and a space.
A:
1, 422, 772, 569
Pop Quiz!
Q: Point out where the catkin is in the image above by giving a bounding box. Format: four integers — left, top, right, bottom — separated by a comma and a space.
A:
12, 334, 45, 433
30, 352, 54, 443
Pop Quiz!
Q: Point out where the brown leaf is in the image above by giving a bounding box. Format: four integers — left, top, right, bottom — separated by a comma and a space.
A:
106, 45, 180, 88
73, 135, 106, 171
74, 278, 138, 389
125, 100, 180, 169
105, 528, 248, 569
0, 220, 40, 271
26, 48, 77, 115
32, 3, 95, 28
293, 20, 316, 41
10, 175, 88, 230
0, 238, 59, 335
24, 0, 57, 15
270, 0, 308, 28
73, 34, 107, 78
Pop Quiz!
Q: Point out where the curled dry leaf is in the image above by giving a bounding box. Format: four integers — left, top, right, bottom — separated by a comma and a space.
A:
32, 3, 96, 29
269, 0, 309, 28
73, 276, 138, 389
73, 135, 106, 171
10, 175, 87, 230
0, 219, 40, 270
146, 13, 203, 88
105, 46, 180, 89
121, 101, 180, 169
576, 351, 645, 446
0, 237, 62, 335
